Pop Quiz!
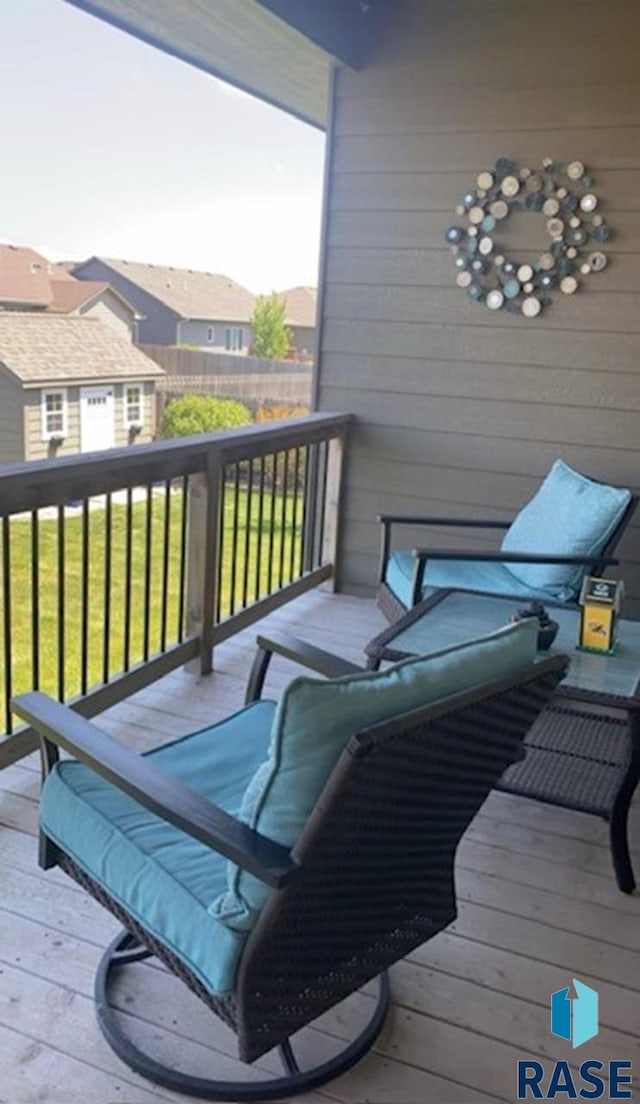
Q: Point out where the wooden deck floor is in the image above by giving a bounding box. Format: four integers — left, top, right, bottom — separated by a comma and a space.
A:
1, 589, 638, 1104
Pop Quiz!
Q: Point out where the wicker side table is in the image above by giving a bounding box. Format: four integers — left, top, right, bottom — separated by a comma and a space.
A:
365, 589, 640, 893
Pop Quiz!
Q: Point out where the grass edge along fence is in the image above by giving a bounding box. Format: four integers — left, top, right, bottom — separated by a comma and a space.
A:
0, 413, 350, 767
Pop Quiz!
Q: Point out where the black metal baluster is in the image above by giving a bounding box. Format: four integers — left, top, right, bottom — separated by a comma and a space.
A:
254, 456, 265, 601
143, 484, 153, 662
242, 459, 253, 610
81, 498, 90, 695
268, 452, 278, 593
304, 443, 318, 574
103, 493, 112, 685
56, 506, 65, 701
160, 479, 171, 652
229, 463, 240, 616
289, 447, 301, 583
317, 439, 329, 567
2, 517, 12, 734
123, 487, 133, 672
216, 471, 227, 623
177, 476, 188, 642
278, 450, 289, 588
31, 511, 40, 691
299, 444, 309, 577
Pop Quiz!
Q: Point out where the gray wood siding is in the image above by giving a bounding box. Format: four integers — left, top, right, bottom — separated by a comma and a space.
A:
0, 371, 25, 465
24, 387, 80, 462
316, 0, 640, 611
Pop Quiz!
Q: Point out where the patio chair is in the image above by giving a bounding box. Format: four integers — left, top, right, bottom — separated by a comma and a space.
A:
13, 620, 567, 1101
378, 458, 636, 622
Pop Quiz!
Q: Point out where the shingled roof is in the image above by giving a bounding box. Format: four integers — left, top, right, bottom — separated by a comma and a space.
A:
83, 257, 256, 322
0, 314, 164, 386
278, 285, 317, 328
0, 244, 53, 308
47, 278, 140, 318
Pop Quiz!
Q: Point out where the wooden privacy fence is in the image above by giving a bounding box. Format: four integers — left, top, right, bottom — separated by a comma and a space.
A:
140, 346, 313, 421
155, 372, 312, 418
140, 346, 312, 377
0, 413, 350, 769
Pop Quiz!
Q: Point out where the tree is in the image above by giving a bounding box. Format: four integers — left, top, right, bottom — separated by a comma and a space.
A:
250, 293, 292, 360
160, 394, 251, 438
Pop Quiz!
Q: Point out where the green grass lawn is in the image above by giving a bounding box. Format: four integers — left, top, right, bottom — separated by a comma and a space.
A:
0, 486, 302, 730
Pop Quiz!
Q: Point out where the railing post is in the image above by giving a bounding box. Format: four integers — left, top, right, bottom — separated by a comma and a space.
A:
321, 429, 348, 592
185, 452, 223, 675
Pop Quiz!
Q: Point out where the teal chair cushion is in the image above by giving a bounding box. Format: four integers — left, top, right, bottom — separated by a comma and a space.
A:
385, 549, 569, 608
501, 459, 631, 595
211, 618, 538, 932
40, 700, 276, 997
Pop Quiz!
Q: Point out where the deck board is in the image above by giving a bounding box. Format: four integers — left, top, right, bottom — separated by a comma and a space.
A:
0, 589, 638, 1103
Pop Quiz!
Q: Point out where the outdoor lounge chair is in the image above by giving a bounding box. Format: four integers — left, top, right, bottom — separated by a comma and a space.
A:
13, 621, 567, 1101
378, 459, 637, 622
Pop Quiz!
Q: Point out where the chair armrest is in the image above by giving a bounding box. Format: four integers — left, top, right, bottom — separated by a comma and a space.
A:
245, 631, 364, 704
378, 515, 512, 528
11, 691, 298, 890
412, 548, 619, 566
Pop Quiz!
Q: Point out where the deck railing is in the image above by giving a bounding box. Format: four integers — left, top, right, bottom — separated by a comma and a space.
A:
0, 412, 350, 768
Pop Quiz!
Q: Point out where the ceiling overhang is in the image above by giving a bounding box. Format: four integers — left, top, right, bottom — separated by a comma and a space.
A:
63, 0, 383, 128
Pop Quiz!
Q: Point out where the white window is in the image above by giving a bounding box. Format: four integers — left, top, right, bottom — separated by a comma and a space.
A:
41, 388, 67, 440
124, 384, 143, 427
207, 326, 215, 343
225, 326, 244, 352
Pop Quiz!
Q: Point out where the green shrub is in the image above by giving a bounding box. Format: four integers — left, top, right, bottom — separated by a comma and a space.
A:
161, 394, 251, 438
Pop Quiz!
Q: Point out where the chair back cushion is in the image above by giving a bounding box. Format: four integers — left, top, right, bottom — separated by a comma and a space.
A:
500, 459, 631, 598
211, 618, 538, 930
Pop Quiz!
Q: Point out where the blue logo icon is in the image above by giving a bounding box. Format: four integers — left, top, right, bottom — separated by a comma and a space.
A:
550, 979, 598, 1049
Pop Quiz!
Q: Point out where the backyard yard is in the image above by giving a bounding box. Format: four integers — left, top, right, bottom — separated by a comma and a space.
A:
0, 483, 302, 726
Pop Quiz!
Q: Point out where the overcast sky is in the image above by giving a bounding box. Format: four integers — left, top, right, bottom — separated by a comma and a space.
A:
1, 0, 325, 293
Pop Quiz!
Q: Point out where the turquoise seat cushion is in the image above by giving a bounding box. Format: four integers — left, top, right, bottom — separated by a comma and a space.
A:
40, 700, 276, 997
501, 460, 631, 594
211, 618, 538, 931
385, 548, 568, 608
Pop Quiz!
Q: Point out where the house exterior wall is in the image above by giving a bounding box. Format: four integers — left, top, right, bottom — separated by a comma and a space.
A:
78, 291, 136, 341
23, 381, 156, 462
177, 319, 253, 353
0, 370, 25, 464
288, 325, 315, 359
316, 0, 640, 611
72, 259, 178, 345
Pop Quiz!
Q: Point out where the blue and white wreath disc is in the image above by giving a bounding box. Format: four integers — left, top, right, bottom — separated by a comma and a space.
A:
446, 158, 610, 317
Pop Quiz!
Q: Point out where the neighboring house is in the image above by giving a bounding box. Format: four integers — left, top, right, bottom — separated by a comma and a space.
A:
0, 244, 54, 310
71, 256, 256, 353
278, 285, 316, 360
0, 244, 140, 340
47, 279, 140, 342
0, 313, 164, 464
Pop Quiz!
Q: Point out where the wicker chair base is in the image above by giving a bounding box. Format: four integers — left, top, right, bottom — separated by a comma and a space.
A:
96, 929, 391, 1102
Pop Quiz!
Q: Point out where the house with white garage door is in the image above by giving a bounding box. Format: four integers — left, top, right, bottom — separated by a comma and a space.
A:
0, 313, 164, 463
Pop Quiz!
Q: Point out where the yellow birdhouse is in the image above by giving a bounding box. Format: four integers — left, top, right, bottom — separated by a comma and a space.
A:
577, 577, 624, 655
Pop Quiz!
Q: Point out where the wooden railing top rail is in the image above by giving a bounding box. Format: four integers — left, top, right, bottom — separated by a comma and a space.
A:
0, 413, 352, 515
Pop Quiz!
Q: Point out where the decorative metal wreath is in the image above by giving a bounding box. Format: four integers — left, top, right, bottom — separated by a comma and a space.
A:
445, 158, 611, 317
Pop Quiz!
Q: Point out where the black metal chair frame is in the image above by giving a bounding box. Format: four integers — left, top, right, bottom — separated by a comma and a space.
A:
377, 487, 638, 623
13, 636, 568, 1101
